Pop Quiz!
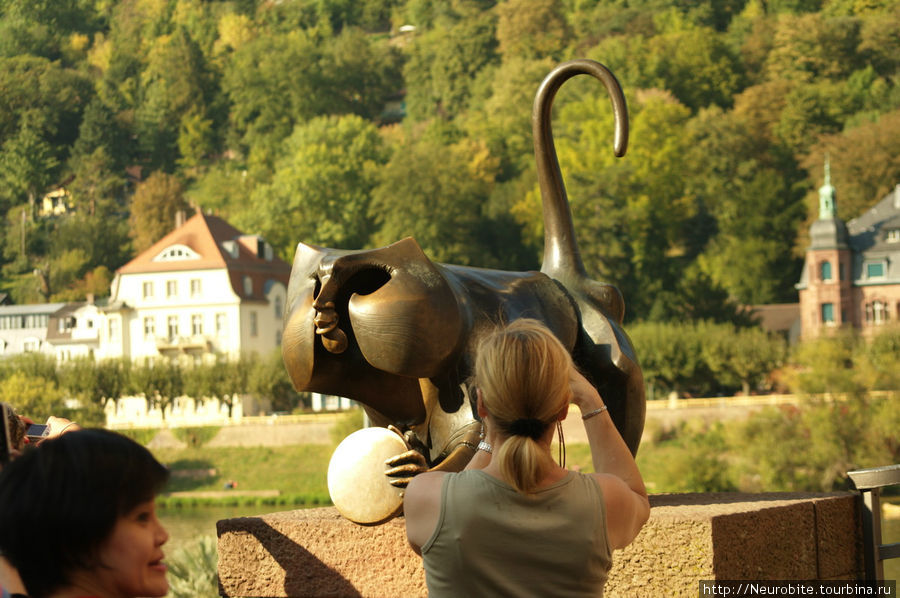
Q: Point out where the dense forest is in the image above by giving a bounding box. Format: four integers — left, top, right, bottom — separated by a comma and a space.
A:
2, 0, 900, 323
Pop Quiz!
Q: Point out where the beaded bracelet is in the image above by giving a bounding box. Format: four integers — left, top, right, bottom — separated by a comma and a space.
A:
581, 405, 609, 420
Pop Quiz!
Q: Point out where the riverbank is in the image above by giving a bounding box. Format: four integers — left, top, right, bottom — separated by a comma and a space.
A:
139, 395, 791, 450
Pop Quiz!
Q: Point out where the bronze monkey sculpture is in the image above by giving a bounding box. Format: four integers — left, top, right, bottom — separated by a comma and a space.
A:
282, 59, 644, 488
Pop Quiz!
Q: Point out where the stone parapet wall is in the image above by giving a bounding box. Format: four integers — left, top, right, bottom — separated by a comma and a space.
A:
217, 492, 861, 598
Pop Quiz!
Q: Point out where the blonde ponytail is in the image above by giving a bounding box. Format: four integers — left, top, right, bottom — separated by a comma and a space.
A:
474, 319, 573, 493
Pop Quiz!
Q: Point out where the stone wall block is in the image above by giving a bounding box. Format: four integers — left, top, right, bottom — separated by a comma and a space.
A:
811, 494, 862, 579
217, 493, 864, 598
712, 501, 817, 579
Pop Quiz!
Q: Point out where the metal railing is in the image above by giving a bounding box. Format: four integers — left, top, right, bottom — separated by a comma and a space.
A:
847, 464, 900, 580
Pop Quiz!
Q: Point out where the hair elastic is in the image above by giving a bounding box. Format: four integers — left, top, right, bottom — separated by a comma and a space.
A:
506, 418, 546, 439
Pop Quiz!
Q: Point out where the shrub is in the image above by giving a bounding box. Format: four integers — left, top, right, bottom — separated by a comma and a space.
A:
115, 427, 160, 446
736, 394, 896, 492
646, 420, 736, 492
167, 536, 219, 598
172, 426, 221, 448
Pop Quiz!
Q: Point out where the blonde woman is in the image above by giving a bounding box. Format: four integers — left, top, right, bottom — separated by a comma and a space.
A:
404, 319, 649, 597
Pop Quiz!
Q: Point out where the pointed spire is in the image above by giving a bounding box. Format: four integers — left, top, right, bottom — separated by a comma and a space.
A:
818, 154, 836, 220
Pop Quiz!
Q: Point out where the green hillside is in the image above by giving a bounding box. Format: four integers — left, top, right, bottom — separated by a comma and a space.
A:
2, 0, 900, 319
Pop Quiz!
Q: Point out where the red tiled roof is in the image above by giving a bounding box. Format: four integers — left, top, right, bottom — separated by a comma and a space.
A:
117, 212, 291, 299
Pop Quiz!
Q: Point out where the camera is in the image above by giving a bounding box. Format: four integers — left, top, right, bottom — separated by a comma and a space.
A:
26, 423, 50, 442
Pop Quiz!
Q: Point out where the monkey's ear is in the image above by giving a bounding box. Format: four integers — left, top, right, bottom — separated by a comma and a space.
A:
347, 238, 466, 378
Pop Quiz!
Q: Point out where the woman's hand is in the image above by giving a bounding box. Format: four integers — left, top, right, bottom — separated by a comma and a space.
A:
569, 368, 604, 412
45, 416, 80, 439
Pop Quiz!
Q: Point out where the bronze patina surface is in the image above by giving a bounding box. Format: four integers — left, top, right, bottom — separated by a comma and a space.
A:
281, 60, 645, 507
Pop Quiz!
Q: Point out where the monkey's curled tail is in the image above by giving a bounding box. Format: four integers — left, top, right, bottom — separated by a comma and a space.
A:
533, 59, 628, 322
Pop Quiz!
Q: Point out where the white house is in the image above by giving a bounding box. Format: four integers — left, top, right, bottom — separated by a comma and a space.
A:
0, 214, 354, 424
46, 300, 104, 361
0, 302, 66, 357
99, 212, 291, 363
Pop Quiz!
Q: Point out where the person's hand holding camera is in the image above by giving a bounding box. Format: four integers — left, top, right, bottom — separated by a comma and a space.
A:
44, 416, 80, 439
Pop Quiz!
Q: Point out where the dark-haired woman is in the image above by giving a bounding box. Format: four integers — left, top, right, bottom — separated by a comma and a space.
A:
0, 429, 170, 598
404, 319, 649, 597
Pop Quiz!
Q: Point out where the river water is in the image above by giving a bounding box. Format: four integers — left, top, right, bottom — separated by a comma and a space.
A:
159, 504, 301, 555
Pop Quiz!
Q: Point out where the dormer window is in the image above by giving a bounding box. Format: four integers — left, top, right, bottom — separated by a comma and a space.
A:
152, 244, 200, 262
887, 229, 900, 243
222, 241, 240, 259
243, 276, 253, 296
866, 261, 886, 279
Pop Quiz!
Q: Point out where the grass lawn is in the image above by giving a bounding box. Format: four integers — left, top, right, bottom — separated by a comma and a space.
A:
151, 441, 627, 507
152, 445, 334, 506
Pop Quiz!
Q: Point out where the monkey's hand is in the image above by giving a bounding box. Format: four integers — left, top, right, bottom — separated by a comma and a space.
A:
384, 450, 428, 488
384, 425, 429, 488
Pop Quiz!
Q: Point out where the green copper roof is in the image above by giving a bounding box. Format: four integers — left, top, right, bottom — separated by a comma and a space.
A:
818, 156, 836, 220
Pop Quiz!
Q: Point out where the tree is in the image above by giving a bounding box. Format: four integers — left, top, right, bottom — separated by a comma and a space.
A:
646, 266, 759, 325
59, 357, 131, 411
247, 114, 387, 256
0, 55, 92, 165
648, 25, 745, 111
1, 205, 55, 303
219, 354, 254, 417
803, 109, 900, 222
0, 0, 102, 62
774, 79, 856, 152
854, 325, 900, 391
222, 30, 329, 165
130, 359, 184, 421
0, 146, 129, 302
67, 147, 128, 217
627, 321, 708, 398
181, 360, 232, 413
402, 11, 499, 122
765, 12, 862, 83
684, 107, 806, 304
584, 34, 658, 94
857, 6, 900, 77
247, 349, 303, 413
463, 56, 557, 179
0, 118, 59, 219
0, 371, 65, 424
136, 27, 217, 171
521, 89, 698, 317
186, 161, 254, 220
495, 0, 569, 61
129, 171, 189, 253
53, 210, 130, 278
70, 98, 131, 172
784, 331, 864, 395
319, 28, 404, 120
701, 324, 787, 395
370, 126, 501, 266
0, 352, 58, 385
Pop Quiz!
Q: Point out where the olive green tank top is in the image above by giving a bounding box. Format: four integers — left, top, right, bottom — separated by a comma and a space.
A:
421, 469, 612, 598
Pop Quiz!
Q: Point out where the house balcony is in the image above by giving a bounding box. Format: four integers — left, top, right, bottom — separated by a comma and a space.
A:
155, 334, 212, 355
